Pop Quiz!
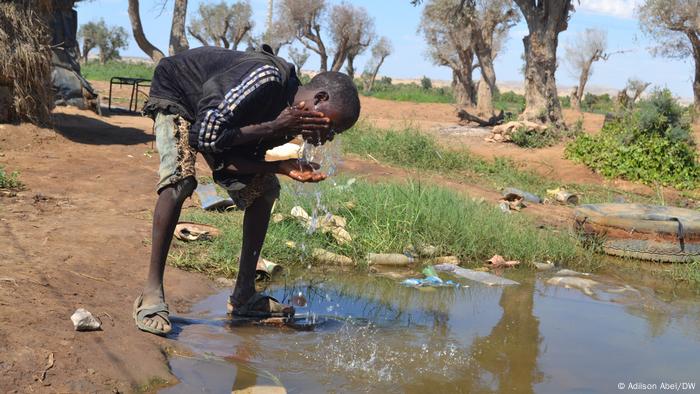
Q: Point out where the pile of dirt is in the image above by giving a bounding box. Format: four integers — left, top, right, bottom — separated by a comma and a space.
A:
0, 1, 53, 125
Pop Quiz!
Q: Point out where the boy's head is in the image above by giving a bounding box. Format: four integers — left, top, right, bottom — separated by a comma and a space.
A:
294, 71, 361, 139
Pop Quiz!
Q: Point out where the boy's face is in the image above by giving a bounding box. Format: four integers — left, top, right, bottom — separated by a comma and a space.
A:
302, 99, 352, 146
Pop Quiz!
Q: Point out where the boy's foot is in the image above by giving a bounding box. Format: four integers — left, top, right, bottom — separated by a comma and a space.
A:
227, 293, 295, 318
133, 293, 172, 335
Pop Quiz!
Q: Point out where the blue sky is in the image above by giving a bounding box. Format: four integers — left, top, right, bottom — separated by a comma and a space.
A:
76, 0, 695, 100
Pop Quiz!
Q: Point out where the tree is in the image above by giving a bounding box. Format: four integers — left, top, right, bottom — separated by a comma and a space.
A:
278, 0, 329, 71
617, 78, 651, 108
462, 0, 519, 118
328, 3, 375, 73
288, 46, 310, 72
420, 0, 478, 107
565, 28, 608, 111
188, 1, 254, 50
362, 37, 392, 93
127, 0, 165, 62
169, 0, 189, 55
78, 20, 129, 64
638, 0, 700, 113
78, 21, 100, 63
514, 0, 575, 125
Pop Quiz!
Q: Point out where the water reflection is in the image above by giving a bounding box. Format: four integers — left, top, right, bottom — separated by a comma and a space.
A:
163, 270, 700, 393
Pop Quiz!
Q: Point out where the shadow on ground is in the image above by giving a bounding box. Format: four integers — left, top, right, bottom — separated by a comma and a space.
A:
53, 113, 153, 146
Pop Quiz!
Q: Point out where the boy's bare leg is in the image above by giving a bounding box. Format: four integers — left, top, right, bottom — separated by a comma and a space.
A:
231, 193, 275, 306
140, 178, 195, 331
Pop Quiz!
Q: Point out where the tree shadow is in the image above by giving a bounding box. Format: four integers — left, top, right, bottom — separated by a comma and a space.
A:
53, 112, 154, 145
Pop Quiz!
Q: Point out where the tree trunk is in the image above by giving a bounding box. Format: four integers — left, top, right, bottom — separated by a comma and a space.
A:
365, 56, 386, 93
169, 0, 189, 56
346, 55, 356, 80
128, 0, 165, 63
570, 87, 580, 111
475, 53, 497, 117
514, 0, 571, 126
573, 59, 593, 112
689, 33, 700, 115
520, 30, 562, 124
452, 69, 475, 108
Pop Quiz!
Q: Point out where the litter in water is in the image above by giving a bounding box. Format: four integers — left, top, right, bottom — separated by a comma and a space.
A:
555, 269, 591, 276
312, 248, 353, 266
546, 276, 599, 296
434, 263, 520, 286
533, 261, 555, 270
368, 253, 415, 266
256, 258, 283, 281
486, 255, 521, 269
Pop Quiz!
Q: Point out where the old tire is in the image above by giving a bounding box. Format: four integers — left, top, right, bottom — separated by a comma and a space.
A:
573, 204, 700, 263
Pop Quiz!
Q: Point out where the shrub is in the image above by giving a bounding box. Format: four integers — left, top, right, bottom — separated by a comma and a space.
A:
511, 127, 561, 148
580, 92, 614, 114
0, 165, 23, 189
420, 76, 432, 90
566, 89, 700, 189
494, 91, 525, 113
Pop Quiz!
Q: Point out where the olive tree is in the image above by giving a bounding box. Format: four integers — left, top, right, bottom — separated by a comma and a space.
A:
564, 28, 608, 111
639, 0, 700, 113
78, 20, 129, 64
362, 37, 392, 93
288, 46, 310, 72
127, 0, 190, 61
278, 0, 329, 71
328, 3, 375, 73
464, 0, 519, 118
514, 0, 575, 125
420, 0, 477, 107
188, 1, 254, 50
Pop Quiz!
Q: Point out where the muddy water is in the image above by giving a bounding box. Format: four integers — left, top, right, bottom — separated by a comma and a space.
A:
162, 269, 700, 393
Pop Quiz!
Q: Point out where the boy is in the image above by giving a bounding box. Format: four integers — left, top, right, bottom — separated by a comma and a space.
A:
134, 46, 360, 335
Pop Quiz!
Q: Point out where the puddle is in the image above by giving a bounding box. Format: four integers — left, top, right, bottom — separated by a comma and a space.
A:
161, 269, 700, 393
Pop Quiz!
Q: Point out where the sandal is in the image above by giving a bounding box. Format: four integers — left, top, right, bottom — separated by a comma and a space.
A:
133, 294, 172, 336
227, 293, 294, 319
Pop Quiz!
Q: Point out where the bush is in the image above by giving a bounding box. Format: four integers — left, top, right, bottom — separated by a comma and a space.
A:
566, 89, 700, 189
580, 92, 614, 114
420, 76, 432, 90
511, 127, 562, 148
494, 91, 525, 113
0, 165, 23, 189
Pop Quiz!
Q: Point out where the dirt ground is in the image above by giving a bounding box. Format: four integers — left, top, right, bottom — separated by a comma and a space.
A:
0, 90, 691, 392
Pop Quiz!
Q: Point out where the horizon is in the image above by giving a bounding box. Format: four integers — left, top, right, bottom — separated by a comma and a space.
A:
76, 0, 696, 101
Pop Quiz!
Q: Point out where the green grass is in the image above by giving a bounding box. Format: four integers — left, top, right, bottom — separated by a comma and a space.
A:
340, 122, 658, 205
0, 165, 23, 189
364, 83, 454, 104
81, 60, 155, 81
170, 179, 596, 277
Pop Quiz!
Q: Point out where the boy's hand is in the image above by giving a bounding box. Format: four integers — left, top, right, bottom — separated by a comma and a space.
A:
273, 101, 330, 138
276, 159, 327, 183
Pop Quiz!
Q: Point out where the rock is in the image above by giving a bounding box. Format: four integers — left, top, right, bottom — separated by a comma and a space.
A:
71, 308, 102, 331
493, 133, 504, 142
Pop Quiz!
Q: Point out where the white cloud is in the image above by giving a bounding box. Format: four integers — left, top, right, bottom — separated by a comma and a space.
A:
577, 0, 642, 19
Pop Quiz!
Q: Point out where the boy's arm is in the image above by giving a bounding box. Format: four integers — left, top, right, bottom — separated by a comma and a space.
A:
223, 157, 326, 183
191, 65, 328, 153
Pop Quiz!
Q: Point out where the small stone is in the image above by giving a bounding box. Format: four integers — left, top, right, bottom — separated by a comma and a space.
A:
493, 133, 504, 142
71, 308, 102, 331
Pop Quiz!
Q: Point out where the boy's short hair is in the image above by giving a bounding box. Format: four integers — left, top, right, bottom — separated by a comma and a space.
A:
306, 71, 360, 131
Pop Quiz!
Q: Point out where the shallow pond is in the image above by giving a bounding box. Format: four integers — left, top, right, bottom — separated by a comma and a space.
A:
161, 268, 700, 393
